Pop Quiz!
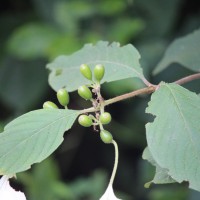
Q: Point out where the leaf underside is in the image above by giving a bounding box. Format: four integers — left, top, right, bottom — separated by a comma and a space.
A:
47, 41, 144, 91
0, 109, 79, 175
142, 147, 175, 188
146, 83, 200, 191
153, 29, 200, 74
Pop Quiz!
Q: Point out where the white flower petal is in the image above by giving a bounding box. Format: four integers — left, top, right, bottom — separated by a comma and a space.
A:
100, 184, 121, 200
0, 176, 26, 200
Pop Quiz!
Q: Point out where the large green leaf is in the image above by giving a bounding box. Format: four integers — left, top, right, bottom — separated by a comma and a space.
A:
146, 83, 200, 191
153, 29, 200, 74
47, 41, 144, 91
0, 109, 79, 175
142, 147, 175, 188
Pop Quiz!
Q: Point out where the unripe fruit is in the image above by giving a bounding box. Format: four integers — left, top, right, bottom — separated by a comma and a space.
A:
100, 130, 113, 144
78, 115, 93, 127
78, 85, 92, 100
80, 64, 92, 80
57, 88, 70, 106
43, 101, 58, 109
99, 112, 112, 124
94, 64, 105, 81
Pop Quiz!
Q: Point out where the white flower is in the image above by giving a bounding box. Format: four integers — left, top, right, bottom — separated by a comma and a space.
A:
0, 175, 26, 200
100, 184, 121, 200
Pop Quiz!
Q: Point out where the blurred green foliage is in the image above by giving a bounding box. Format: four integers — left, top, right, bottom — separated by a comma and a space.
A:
0, 0, 200, 199
17, 157, 108, 200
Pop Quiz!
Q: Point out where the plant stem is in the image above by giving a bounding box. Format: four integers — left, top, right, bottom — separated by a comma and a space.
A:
109, 140, 119, 186
174, 73, 200, 85
80, 73, 200, 114
141, 76, 155, 87
104, 86, 155, 106
80, 106, 96, 114
80, 86, 155, 114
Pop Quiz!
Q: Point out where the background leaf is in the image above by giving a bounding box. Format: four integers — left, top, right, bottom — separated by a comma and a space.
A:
153, 29, 200, 74
146, 83, 200, 191
47, 41, 144, 91
142, 147, 175, 188
134, 0, 182, 38
0, 109, 79, 175
17, 157, 75, 200
6, 23, 59, 60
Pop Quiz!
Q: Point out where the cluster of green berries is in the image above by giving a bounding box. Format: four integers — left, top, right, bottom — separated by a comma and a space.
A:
78, 63, 113, 144
43, 88, 70, 109
43, 63, 114, 144
77, 64, 105, 101
78, 112, 112, 144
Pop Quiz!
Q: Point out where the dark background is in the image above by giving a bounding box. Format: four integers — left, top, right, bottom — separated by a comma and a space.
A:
0, 0, 200, 199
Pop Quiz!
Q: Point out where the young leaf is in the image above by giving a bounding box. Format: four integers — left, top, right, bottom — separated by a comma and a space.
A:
47, 41, 144, 91
0, 109, 79, 175
153, 29, 200, 74
146, 83, 200, 191
142, 147, 175, 188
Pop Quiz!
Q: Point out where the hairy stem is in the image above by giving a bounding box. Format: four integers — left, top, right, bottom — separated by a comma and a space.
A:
174, 73, 200, 85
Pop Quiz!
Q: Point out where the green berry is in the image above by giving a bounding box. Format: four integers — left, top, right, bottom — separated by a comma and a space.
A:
99, 112, 112, 124
43, 101, 58, 109
80, 64, 92, 80
94, 64, 105, 81
100, 130, 113, 144
78, 85, 92, 100
78, 115, 93, 127
57, 88, 70, 106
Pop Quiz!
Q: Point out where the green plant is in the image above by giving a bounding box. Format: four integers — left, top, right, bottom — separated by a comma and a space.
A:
0, 28, 200, 199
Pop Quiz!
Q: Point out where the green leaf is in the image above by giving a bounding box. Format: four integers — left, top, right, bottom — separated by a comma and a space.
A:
135, 0, 182, 37
54, 1, 94, 32
146, 83, 200, 191
142, 147, 175, 188
0, 109, 79, 175
47, 41, 144, 92
6, 23, 59, 60
154, 29, 200, 74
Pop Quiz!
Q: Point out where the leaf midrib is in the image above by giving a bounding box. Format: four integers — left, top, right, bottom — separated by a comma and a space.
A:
167, 85, 200, 165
